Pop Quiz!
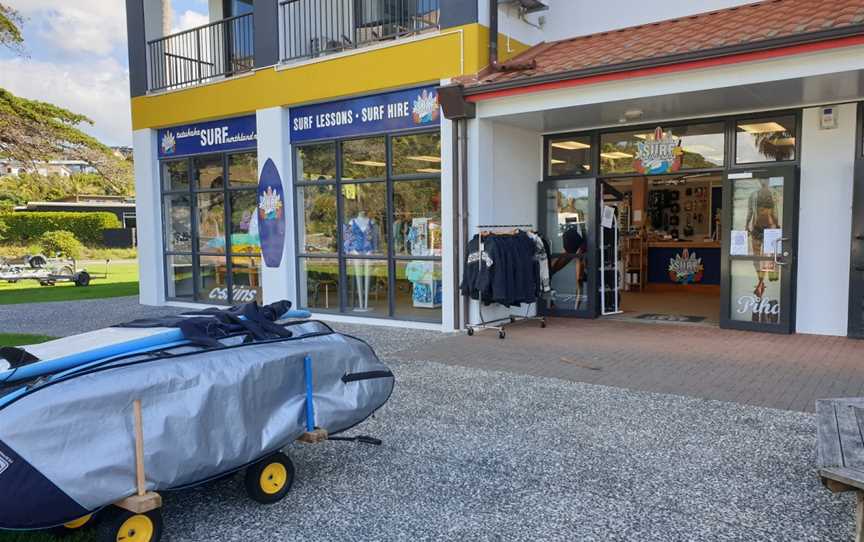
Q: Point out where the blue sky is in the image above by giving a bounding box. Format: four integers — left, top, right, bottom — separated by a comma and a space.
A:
0, 1, 209, 146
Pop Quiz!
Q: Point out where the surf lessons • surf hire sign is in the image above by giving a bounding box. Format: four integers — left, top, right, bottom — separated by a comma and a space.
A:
258, 159, 285, 268
289, 86, 440, 142
158, 115, 257, 158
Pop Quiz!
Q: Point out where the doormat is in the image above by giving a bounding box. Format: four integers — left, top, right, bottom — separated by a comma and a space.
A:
635, 313, 706, 323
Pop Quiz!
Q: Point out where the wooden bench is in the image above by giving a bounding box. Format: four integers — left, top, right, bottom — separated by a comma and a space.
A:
816, 398, 864, 541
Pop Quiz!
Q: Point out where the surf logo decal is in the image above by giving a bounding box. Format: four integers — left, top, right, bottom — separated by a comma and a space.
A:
412, 89, 439, 125
668, 249, 704, 284
257, 159, 286, 268
634, 126, 683, 175
160, 131, 176, 155
0, 450, 12, 477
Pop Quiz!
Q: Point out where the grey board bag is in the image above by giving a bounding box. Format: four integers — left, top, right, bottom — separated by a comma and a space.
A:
0, 316, 394, 530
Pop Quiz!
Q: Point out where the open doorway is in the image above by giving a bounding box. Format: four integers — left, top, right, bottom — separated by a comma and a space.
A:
605, 173, 723, 324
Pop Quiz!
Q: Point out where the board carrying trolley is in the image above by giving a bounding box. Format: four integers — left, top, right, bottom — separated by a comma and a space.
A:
0, 301, 394, 541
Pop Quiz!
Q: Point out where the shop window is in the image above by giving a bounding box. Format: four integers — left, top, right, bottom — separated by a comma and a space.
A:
600, 123, 725, 175
341, 182, 388, 257
296, 143, 336, 181
296, 184, 338, 254
342, 137, 386, 180
736, 115, 797, 164
160, 151, 261, 305
162, 160, 189, 191
547, 135, 592, 177
294, 130, 441, 323
392, 133, 442, 176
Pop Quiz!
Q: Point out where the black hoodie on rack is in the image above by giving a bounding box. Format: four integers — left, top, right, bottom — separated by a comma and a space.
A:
460, 232, 539, 307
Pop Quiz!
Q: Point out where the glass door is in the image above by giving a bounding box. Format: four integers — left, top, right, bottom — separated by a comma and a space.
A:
849, 155, 864, 338
721, 166, 798, 332
538, 178, 597, 317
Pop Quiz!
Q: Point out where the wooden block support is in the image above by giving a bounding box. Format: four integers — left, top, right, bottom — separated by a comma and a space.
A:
133, 400, 146, 497
857, 491, 864, 542
116, 492, 162, 514
297, 428, 328, 444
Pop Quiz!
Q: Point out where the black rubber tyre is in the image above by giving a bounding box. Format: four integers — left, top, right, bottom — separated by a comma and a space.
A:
467, 328, 474, 336
244, 452, 295, 505
74, 271, 91, 287
541, 320, 547, 328
98, 508, 163, 542
50, 513, 97, 537
498, 330, 506, 339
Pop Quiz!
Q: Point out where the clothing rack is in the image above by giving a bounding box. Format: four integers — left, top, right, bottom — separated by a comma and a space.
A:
465, 224, 547, 339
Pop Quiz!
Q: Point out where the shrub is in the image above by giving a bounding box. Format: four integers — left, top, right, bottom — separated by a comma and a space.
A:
0, 218, 6, 241
0, 212, 121, 245
39, 230, 84, 260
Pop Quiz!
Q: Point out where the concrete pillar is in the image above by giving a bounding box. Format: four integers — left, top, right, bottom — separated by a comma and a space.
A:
132, 128, 166, 306
256, 107, 295, 305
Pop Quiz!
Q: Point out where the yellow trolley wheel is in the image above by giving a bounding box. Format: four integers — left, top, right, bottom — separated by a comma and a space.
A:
50, 513, 96, 537
244, 451, 295, 505
98, 508, 163, 542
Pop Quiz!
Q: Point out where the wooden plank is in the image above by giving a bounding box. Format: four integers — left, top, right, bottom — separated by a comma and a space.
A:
297, 428, 328, 444
133, 399, 146, 497
857, 492, 864, 542
115, 492, 162, 514
820, 467, 864, 493
816, 400, 843, 468
837, 403, 864, 468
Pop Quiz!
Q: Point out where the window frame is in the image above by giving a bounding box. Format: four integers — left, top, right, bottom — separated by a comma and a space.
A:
160, 149, 261, 305
293, 127, 442, 322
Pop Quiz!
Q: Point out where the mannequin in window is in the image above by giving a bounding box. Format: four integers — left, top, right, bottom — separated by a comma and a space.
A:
344, 210, 379, 311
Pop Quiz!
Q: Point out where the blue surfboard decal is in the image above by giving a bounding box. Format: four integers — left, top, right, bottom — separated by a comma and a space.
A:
257, 158, 286, 268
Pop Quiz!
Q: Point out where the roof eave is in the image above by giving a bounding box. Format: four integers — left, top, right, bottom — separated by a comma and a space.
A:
462, 24, 864, 99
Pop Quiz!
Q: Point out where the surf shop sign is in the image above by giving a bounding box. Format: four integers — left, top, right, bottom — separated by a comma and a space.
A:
668, 248, 704, 284
634, 127, 683, 175
158, 115, 257, 158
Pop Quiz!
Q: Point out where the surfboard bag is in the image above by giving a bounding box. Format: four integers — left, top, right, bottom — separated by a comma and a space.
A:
0, 319, 394, 530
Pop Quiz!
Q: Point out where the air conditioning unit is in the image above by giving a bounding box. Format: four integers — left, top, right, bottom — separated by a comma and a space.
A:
499, 0, 549, 14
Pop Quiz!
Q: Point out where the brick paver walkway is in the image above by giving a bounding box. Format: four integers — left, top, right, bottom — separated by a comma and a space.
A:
396, 318, 864, 412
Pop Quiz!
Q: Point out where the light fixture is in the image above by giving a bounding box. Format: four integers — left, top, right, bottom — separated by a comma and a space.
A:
550, 159, 566, 164
772, 137, 796, 146
623, 108, 644, 120
738, 121, 787, 134
350, 160, 386, 167
551, 140, 590, 150
416, 168, 442, 173
600, 151, 633, 159
406, 155, 442, 163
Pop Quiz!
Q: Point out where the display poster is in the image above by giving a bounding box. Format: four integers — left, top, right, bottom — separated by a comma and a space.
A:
158, 115, 256, 158
762, 228, 782, 256
290, 86, 440, 142
730, 230, 749, 255
601, 205, 615, 228
258, 159, 286, 268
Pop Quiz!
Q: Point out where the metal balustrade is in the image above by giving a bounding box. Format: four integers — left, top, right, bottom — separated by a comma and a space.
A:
280, 0, 440, 62
147, 13, 254, 92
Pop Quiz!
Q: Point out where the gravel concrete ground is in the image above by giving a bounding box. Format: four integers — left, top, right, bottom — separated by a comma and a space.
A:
0, 298, 851, 540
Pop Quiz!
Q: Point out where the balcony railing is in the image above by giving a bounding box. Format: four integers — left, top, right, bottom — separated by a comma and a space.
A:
280, 0, 440, 62
147, 13, 254, 92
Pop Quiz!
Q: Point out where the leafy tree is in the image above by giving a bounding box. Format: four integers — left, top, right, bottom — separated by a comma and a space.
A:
0, 3, 132, 188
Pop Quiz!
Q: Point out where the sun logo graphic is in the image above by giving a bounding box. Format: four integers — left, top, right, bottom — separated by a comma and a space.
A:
668, 248, 704, 284
258, 186, 283, 221
161, 131, 176, 155
412, 89, 439, 125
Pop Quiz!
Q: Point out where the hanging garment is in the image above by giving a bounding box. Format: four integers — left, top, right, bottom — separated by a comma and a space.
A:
526, 231, 551, 294
343, 218, 379, 253
461, 232, 539, 307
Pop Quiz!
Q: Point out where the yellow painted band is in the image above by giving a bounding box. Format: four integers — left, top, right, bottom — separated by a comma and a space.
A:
130, 23, 527, 131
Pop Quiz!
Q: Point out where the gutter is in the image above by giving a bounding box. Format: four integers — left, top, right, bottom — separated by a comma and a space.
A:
461, 23, 864, 99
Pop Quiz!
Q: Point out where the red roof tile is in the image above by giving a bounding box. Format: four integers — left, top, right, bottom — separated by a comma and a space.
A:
464, 0, 864, 90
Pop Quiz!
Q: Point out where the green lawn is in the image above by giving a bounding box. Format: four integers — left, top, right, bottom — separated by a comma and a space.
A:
0, 333, 56, 346
0, 262, 138, 305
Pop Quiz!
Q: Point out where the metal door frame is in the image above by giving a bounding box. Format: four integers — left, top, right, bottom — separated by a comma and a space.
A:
848, 102, 864, 337
537, 177, 599, 318
719, 165, 800, 333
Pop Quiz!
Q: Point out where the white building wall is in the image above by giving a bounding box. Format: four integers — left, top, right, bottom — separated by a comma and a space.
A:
133, 128, 165, 306
795, 103, 858, 336
256, 107, 295, 305
466, 118, 542, 325
440, 115, 456, 331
